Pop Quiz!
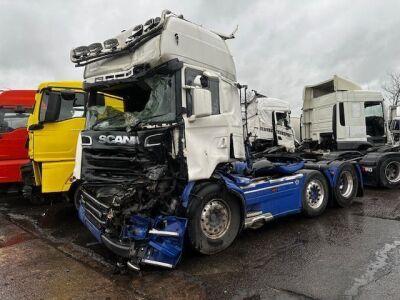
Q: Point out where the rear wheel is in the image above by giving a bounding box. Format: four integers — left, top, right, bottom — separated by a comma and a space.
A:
334, 164, 358, 207
302, 171, 329, 217
187, 184, 241, 255
380, 157, 400, 189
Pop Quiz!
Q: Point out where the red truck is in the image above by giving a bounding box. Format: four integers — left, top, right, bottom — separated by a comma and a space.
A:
0, 90, 35, 184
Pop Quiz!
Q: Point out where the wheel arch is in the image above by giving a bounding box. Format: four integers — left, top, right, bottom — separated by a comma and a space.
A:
183, 179, 246, 231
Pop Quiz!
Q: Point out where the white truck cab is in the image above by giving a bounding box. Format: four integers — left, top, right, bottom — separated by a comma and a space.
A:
302, 75, 386, 150
72, 11, 245, 182
246, 95, 296, 152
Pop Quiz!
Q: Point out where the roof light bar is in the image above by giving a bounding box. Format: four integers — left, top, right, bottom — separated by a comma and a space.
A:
70, 10, 175, 66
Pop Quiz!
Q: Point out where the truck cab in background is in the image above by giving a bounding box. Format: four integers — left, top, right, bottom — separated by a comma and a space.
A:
21, 82, 86, 203
246, 94, 296, 153
302, 75, 387, 150
0, 90, 35, 186
301, 75, 400, 188
21, 81, 123, 204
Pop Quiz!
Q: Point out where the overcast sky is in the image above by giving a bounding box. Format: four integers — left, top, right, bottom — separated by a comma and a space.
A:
1, 0, 399, 114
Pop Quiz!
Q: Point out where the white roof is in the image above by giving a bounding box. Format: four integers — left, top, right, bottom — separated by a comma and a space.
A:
84, 13, 236, 83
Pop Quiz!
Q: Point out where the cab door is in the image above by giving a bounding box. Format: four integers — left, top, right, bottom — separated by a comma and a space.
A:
0, 108, 31, 182
30, 89, 86, 192
0, 108, 30, 161
183, 67, 245, 181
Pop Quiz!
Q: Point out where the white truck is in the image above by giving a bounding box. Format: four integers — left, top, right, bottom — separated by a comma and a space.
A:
301, 75, 400, 188
302, 75, 388, 150
65, 11, 362, 271
245, 75, 400, 189
246, 94, 296, 152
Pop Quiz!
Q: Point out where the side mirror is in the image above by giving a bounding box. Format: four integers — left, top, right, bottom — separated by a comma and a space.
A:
44, 93, 61, 122
28, 123, 44, 131
192, 88, 212, 118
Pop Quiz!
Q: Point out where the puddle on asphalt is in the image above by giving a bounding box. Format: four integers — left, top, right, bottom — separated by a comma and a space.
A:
345, 239, 400, 298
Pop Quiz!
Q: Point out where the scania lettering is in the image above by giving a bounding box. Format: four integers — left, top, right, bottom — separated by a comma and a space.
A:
70, 11, 363, 271
98, 135, 139, 145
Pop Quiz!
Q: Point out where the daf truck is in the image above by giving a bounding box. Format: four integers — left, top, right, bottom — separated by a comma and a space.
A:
301, 75, 400, 188
69, 10, 362, 270
0, 90, 35, 185
21, 81, 123, 204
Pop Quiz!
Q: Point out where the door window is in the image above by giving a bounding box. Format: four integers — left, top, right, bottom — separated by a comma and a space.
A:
276, 112, 289, 127
364, 101, 384, 137
0, 108, 32, 133
185, 68, 220, 116
39, 90, 86, 122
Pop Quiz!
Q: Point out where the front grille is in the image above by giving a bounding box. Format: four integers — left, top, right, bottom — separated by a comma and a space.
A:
81, 188, 109, 229
81, 146, 163, 182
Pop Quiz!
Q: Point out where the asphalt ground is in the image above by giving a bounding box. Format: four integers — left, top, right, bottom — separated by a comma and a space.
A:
1, 186, 400, 299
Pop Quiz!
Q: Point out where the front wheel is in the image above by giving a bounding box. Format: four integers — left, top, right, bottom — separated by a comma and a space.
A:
187, 184, 241, 255
380, 157, 400, 189
302, 171, 329, 217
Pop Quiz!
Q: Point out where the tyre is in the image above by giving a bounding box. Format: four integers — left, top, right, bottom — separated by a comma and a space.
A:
379, 157, 400, 189
302, 171, 329, 217
187, 184, 241, 255
333, 163, 358, 207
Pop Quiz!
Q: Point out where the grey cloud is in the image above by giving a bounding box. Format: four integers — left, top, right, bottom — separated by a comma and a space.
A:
0, 0, 399, 115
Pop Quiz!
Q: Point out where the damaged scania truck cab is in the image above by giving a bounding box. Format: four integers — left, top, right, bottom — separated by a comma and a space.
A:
71, 11, 363, 270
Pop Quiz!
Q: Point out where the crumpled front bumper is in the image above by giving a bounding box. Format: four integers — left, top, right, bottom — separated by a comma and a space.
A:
78, 190, 187, 270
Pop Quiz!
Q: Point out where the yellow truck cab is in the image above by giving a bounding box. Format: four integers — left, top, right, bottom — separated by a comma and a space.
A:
21, 81, 122, 204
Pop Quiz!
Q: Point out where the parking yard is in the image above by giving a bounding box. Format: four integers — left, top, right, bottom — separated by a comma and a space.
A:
0, 187, 399, 299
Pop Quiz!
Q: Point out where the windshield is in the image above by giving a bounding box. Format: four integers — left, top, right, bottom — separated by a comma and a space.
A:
89, 73, 176, 131
364, 101, 384, 137
0, 108, 32, 133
